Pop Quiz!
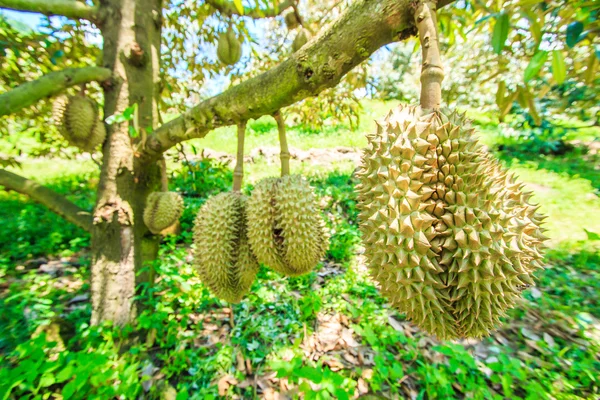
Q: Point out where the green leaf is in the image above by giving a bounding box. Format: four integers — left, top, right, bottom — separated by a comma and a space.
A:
524, 51, 548, 82
296, 366, 323, 384
233, 0, 245, 15
62, 380, 77, 400
551, 50, 566, 84
584, 229, 600, 241
55, 364, 74, 383
492, 13, 510, 54
39, 373, 55, 387
566, 21, 584, 48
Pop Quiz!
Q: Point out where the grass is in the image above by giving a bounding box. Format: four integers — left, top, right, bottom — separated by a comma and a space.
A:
1, 101, 599, 399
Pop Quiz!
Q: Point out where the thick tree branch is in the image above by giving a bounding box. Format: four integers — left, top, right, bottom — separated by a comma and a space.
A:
142, 0, 455, 161
0, 67, 111, 117
0, 169, 93, 232
0, 0, 99, 21
205, 0, 294, 18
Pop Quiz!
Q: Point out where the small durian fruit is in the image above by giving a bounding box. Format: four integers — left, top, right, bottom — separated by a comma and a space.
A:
247, 175, 328, 276
54, 95, 106, 152
193, 192, 259, 303
143, 191, 184, 234
292, 28, 311, 52
356, 105, 548, 339
217, 28, 242, 66
284, 11, 299, 30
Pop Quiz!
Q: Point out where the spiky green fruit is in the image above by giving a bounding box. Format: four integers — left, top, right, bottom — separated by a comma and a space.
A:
217, 29, 242, 66
292, 28, 311, 52
143, 192, 184, 234
54, 95, 106, 151
356, 105, 548, 339
284, 11, 299, 30
193, 192, 259, 303
247, 175, 329, 276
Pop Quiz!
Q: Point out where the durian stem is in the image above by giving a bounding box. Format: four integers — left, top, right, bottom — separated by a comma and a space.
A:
274, 111, 290, 177
415, 0, 444, 110
159, 158, 169, 192
233, 121, 247, 192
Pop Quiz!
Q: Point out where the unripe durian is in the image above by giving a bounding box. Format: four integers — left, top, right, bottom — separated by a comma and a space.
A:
356, 105, 548, 339
247, 175, 328, 276
53, 95, 106, 152
193, 192, 259, 303
292, 28, 311, 52
284, 11, 299, 30
217, 29, 242, 66
143, 191, 184, 234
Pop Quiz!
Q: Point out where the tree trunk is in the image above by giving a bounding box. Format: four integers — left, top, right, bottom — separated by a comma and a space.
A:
91, 0, 162, 325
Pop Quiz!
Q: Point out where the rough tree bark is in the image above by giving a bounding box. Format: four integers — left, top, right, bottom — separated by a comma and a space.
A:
91, 0, 162, 325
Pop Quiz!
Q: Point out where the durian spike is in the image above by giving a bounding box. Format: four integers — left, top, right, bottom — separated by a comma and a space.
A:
274, 111, 290, 177
160, 158, 169, 192
233, 121, 247, 192
415, 0, 444, 110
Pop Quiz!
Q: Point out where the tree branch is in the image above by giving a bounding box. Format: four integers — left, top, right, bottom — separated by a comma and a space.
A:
0, 67, 111, 117
142, 0, 455, 161
205, 0, 294, 18
0, 169, 93, 232
0, 0, 99, 21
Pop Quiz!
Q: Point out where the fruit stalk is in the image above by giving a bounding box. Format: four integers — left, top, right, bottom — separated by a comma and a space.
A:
233, 121, 247, 192
160, 158, 168, 192
274, 111, 290, 176
415, 0, 444, 110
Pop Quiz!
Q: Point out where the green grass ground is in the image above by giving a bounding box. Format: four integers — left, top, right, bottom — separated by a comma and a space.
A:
1, 101, 599, 399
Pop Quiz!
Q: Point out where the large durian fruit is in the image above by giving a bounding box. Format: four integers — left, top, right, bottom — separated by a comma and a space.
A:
53, 95, 106, 152
193, 122, 259, 303
217, 28, 242, 66
247, 112, 328, 276
355, 1, 548, 340
143, 191, 184, 234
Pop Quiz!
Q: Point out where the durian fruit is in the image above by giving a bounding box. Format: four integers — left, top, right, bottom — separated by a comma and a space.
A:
193, 121, 259, 303
284, 11, 300, 30
143, 191, 184, 234
292, 28, 311, 52
53, 95, 106, 152
193, 192, 259, 303
217, 28, 242, 66
246, 112, 328, 276
247, 175, 328, 276
355, 1, 548, 339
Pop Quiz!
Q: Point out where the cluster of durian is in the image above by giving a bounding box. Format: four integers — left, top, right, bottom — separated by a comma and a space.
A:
143, 191, 184, 234
356, 105, 548, 339
53, 95, 106, 152
193, 192, 259, 303
246, 175, 329, 276
217, 28, 242, 66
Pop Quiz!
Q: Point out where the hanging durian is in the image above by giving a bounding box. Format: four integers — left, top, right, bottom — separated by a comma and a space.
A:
53, 94, 106, 152
247, 112, 329, 276
217, 27, 242, 66
355, 1, 548, 339
193, 122, 259, 303
292, 28, 311, 52
143, 159, 184, 234
284, 11, 300, 30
